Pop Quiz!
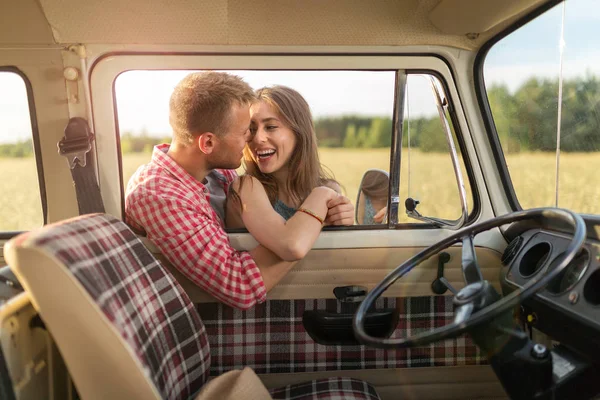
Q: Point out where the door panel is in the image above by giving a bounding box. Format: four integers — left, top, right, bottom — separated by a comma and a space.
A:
151, 244, 503, 302
196, 296, 485, 375
146, 240, 505, 398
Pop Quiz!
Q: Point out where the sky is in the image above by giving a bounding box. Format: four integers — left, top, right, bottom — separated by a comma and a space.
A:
0, 0, 598, 143
113, 70, 439, 137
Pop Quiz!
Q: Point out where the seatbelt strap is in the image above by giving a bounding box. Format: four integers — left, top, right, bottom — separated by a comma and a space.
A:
58, 117, 105, 214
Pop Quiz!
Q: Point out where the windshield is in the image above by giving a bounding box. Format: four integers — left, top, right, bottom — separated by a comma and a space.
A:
483, 0, 600, 214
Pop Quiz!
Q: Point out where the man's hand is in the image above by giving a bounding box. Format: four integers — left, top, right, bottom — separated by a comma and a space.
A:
325, 195, 355, 226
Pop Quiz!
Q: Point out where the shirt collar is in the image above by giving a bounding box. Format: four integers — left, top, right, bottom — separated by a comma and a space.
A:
152, 143, 209, 193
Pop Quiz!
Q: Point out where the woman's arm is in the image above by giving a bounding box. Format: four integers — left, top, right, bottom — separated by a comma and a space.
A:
320, 180, 354, 226
324, 180, 342, 194
226, 176, 338, 261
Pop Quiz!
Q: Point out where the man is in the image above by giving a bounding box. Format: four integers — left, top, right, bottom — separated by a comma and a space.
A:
125, 72, 353, 310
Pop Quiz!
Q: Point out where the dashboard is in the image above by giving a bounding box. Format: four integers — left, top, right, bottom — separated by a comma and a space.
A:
501, 216, 600, 360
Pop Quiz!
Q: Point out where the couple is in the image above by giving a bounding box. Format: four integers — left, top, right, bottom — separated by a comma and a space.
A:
125, 72, 354, 310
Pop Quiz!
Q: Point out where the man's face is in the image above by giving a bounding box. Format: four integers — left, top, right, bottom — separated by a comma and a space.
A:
210, 103, 252, 170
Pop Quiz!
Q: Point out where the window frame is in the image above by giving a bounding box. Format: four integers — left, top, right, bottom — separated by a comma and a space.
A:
91, 52, 480, 242
473, 0, 564, 212
400, 69, 479, 229
0, 66, 47, 238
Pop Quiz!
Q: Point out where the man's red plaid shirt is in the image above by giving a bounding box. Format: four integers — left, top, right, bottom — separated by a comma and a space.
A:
125, 144, 267, 309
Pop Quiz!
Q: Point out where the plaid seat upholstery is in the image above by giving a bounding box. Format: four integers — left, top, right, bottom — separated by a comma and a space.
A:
24, 214, 211, 400
270, 377, 380, 400
17, 214, 382, 400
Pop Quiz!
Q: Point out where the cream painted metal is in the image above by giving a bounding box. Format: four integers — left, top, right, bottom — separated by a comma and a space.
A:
450, 49, 517, 218
0, 293, 69, 399
0, 49, 78, 224
154, 245, 504, 302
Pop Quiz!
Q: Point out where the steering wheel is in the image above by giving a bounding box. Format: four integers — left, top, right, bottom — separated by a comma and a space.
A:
353, 208, 586, 349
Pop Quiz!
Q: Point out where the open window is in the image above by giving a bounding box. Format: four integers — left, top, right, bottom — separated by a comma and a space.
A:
103, 55, 477, 233
115, 70, 396, 228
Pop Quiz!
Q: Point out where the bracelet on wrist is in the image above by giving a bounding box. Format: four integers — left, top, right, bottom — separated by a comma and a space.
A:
296, 207, 325, 225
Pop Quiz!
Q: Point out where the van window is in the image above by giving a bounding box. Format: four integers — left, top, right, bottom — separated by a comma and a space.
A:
115, 70, 395, 226
115, 69, 473, 227
0, 71, 43, 231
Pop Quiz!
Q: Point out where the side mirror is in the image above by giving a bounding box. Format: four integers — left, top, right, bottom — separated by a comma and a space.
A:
356, 169, 389, 225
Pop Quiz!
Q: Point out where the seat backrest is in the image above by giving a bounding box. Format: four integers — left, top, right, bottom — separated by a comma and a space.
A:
4, 214, 211, 400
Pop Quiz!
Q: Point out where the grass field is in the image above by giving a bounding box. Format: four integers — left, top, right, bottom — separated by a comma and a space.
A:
3, 149, 600, 231
0, 157, 45, 230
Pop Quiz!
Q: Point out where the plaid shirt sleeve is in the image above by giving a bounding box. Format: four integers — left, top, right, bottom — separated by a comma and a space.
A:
126, 177, 267, 310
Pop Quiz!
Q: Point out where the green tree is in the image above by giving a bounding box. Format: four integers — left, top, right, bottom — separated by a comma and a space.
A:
356, 126, 369, 147
367, 117, 392, 148
488, 84, 521, 153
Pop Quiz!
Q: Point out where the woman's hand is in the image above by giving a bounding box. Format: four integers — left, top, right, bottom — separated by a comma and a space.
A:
373, 206, 388, 224
325, 194, 355, 226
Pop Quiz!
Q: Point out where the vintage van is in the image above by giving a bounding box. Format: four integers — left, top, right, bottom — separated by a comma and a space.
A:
0, 0, 599, 398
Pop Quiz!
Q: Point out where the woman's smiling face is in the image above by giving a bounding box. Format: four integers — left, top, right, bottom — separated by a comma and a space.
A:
248, 100, 297, 176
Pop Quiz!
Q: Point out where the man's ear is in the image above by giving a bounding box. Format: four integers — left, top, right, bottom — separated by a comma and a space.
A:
197, 132, 216, 154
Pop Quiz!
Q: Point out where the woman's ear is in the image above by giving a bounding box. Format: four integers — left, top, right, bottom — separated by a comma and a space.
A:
197, 132, 215, 154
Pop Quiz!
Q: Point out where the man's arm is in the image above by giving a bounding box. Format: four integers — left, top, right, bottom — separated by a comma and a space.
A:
249, 246, 296, 292
127, 190, 269, 310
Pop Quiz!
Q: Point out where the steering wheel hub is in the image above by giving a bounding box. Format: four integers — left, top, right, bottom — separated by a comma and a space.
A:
455, 281, 485, 301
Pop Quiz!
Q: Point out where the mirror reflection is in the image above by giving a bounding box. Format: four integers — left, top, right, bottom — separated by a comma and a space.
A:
356, 169, 389, 225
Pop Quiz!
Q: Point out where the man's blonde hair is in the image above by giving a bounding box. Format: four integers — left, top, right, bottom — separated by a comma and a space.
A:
169, 72, 256, 144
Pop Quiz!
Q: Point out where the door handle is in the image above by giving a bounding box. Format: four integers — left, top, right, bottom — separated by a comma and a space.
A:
303, 309, 397, 345
333, 285, 367, 302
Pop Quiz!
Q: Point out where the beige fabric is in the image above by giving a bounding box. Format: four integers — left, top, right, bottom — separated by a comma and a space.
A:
195, 368, 272, 400
4, 238, 162, 400
430, 0, 547, 35
13, 0, 546, 50
0, 0, 55, 44
141, 237, 502, 303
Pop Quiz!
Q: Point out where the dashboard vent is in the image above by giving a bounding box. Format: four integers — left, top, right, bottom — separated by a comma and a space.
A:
501, 236, 524, 266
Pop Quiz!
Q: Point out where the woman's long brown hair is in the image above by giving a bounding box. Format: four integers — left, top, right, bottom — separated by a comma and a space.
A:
242, 85, 336, 207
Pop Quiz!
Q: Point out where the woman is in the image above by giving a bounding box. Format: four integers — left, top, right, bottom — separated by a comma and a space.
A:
357, 170, 389, 225
226, 85, 353, 261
